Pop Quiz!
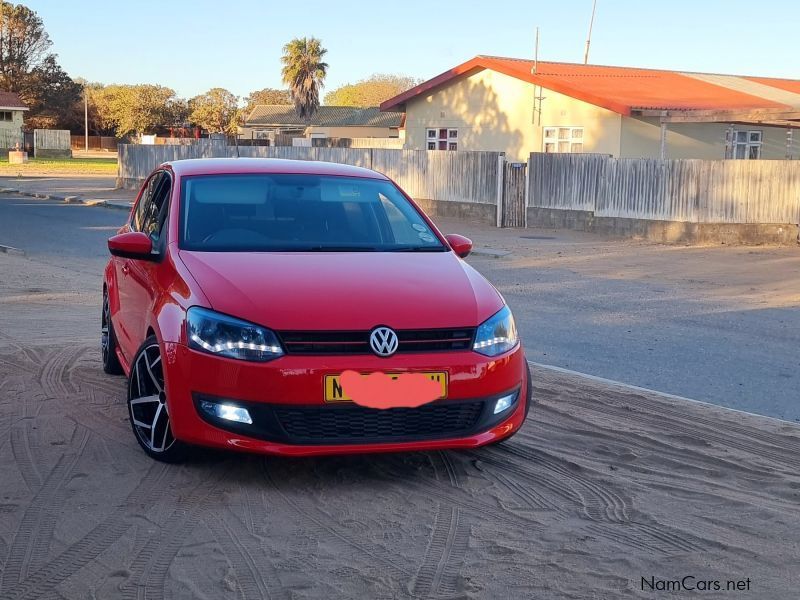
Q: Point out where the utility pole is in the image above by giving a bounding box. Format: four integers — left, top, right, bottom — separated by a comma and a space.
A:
583, 0, 597, 65
84, 87, 89, 152
531, 28, 545, 126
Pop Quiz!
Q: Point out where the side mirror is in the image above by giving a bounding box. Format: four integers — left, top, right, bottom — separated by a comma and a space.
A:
445, 234, 473, 258
108, 232, 156, 260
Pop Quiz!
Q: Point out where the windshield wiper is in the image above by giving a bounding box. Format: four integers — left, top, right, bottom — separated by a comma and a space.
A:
301, 246, 380, 252
385, 246, 446, 252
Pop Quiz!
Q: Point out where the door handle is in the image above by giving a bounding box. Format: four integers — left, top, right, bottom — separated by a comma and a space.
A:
121, 264, 130, 275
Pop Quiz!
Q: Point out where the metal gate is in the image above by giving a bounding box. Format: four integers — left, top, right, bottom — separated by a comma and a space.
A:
501, 161, 527, 227
23, 131, 34, 154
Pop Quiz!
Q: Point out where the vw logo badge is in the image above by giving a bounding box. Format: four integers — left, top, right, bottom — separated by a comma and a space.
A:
370, 326, 399, 357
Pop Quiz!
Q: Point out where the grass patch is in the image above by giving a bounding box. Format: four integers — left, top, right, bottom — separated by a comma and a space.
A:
0, 157, 117, 175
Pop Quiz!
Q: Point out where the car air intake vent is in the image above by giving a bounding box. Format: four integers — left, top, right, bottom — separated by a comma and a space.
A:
278, 328, 476, 355
274, 401, 485, 443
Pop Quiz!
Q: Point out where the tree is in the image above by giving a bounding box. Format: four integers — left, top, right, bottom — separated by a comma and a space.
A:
0, 3, 81, 128
243, 87, 291, 114
188, 88, 240, 134
281, 37, 328, 119
102, 84, 180, 137
324, 74, 420, 107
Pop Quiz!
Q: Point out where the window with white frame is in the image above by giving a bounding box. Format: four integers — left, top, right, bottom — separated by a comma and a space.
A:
543, 126, 583, 153
727, 129, 762, 159
426, 127, 458, 151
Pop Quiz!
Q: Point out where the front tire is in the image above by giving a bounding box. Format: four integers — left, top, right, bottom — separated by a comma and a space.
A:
101, 290, 124, 375
127, 335, 187, 462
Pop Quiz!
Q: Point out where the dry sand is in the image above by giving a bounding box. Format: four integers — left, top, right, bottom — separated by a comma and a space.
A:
1, 253, 799, 599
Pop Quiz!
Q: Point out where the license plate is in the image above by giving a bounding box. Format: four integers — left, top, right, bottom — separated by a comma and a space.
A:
324, 371, 448, 403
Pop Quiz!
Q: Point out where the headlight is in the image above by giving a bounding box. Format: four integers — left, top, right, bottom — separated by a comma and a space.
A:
473, 306, 518, 357
187, 306, 283, 362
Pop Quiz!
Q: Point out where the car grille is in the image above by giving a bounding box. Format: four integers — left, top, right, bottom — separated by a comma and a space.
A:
273, 401, 485, 443
278, 328, 475, 355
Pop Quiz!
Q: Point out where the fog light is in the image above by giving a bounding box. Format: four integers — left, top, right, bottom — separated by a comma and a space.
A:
493, 392, 517, 415
200, 400, 253, 425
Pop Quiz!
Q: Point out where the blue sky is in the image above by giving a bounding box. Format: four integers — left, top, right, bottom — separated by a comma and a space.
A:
26, 0, 800, 100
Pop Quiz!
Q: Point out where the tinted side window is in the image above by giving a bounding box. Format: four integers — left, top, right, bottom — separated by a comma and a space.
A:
142, 174, 172, 241
132, 173, 162, 232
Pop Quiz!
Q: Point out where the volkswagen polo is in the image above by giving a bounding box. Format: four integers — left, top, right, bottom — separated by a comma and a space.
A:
103, 158, 531, 461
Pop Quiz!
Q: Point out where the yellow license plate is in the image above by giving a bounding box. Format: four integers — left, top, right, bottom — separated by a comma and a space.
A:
324, 371, 448, 403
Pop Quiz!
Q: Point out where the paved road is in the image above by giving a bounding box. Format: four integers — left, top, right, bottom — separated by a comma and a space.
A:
0, 194, 126, 269
0, 174, 120, 199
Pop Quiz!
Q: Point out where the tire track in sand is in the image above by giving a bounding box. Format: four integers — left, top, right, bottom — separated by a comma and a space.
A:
2, 463, 170, 600
564, 389, 800, 469
38, 345, 84, 399
119, 469, 228, 600
478, 445, 712, 555
411, 452, 470, 599
0, 433, 87, 593
261, 460, 414, 592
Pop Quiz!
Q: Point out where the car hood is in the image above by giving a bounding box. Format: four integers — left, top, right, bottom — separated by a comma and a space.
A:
177, 250, 504, 330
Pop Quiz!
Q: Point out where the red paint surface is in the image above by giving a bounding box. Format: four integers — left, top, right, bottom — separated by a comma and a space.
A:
340, 370, 442, 409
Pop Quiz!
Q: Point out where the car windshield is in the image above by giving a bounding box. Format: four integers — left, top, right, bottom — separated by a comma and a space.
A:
179, 173, 447, 252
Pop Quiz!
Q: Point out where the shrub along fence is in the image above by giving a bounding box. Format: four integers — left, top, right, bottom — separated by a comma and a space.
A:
528, 152, 800, 243
118, 142, 503, 223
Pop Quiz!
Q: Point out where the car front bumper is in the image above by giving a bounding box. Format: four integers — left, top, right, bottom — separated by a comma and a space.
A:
163, 342, 530, 456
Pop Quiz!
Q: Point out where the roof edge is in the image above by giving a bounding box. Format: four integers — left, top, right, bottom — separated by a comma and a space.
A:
378, 55, 633, 115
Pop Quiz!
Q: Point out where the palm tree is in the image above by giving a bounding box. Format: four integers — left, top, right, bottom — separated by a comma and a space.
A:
281, 37, 328, 119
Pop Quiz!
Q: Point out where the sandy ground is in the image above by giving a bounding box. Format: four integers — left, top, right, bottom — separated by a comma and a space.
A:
2, 249, 800, 598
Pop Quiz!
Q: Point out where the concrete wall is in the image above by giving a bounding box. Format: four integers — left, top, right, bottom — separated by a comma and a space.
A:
527, 207, 799, 245
402, 68, 622, 161
620, 117, 796, 159
414, 198, 496, 224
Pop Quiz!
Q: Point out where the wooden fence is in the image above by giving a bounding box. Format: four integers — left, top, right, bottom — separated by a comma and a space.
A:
118, 142, 502, 206
34, 129, 70, 150
529, 153, 800, 224
33, 129, 71, 158
70, 135, 121, 150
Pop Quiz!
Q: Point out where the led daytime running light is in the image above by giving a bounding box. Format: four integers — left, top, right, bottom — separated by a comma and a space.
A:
190, 333, 281, 354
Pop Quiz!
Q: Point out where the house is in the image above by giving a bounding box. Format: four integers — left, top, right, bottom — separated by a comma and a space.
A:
0, 91, 28, 150
240, 105, 404, 142
380, 56, 800, 160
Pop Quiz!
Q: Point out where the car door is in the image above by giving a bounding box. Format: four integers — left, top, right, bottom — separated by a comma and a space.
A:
114, 172, 161, 361
124, 171, 173, 349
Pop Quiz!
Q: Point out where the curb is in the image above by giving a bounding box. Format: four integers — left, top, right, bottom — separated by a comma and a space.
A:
0, 244, 25, 256
528, 360, 799, 426
83, 199, 133, 211
471, 247, 512, 258
0, 187, 132, 211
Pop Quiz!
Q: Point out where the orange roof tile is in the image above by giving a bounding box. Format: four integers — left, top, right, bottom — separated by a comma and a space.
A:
380, 56, 793, 115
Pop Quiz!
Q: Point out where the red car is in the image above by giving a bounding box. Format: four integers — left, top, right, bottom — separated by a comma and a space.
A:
103, 158, 531, 461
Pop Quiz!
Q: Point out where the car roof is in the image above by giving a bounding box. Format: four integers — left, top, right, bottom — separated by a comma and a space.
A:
163, 158, 388, 180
